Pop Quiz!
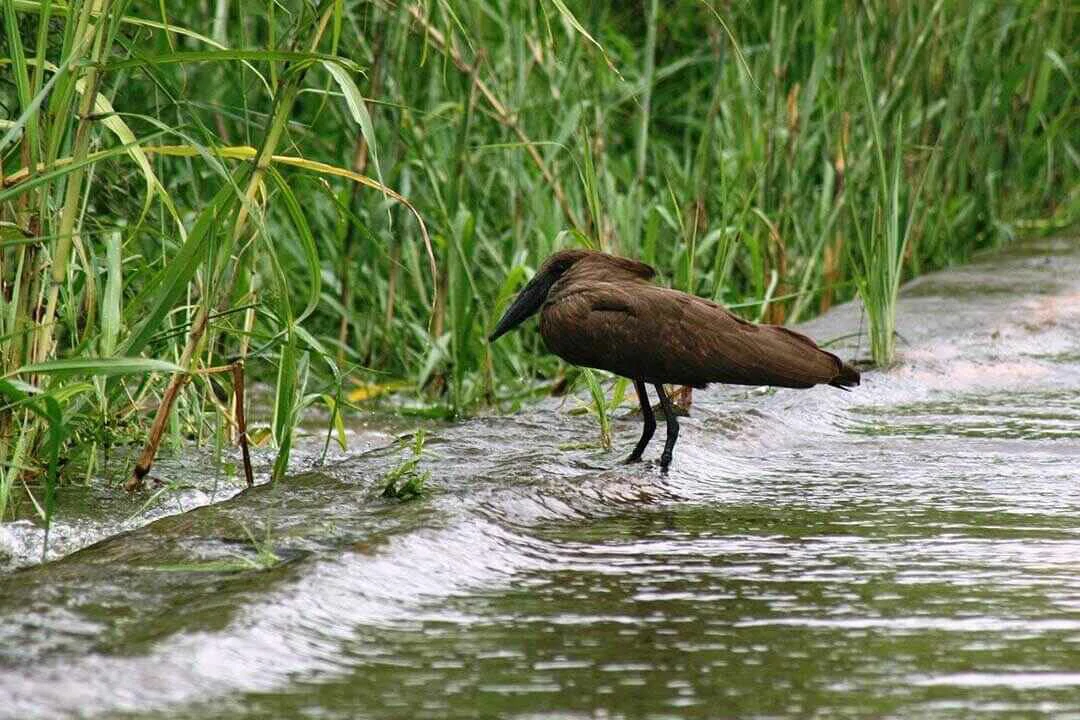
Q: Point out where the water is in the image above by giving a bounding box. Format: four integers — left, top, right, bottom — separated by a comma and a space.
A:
2, 236, 1079, 719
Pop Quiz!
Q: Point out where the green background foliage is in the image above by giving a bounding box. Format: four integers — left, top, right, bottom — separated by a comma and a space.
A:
0, 0, 1075, 518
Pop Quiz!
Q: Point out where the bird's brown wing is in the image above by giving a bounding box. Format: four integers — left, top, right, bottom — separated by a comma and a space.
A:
540, 284, 850, 388
672, 290, 849, 387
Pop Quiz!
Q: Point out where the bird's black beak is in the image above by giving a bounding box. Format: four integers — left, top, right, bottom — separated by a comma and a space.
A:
489, 270, 557, 342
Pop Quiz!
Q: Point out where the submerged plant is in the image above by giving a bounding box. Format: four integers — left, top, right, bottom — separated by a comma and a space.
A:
381, 430, 430, 501
236, 521, 284, 571
151, 519, 282, 573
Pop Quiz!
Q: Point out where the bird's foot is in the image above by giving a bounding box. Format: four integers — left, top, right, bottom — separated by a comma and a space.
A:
659, 453, 672, 474
624, 453, 643, 464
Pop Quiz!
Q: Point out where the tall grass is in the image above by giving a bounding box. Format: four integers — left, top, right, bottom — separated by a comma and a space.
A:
0, 1, 1075, 519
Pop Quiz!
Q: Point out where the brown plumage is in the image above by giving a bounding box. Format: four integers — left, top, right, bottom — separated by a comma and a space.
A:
490, 249, 860, 470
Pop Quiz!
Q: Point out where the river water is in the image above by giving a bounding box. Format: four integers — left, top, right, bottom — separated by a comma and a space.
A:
2, 235, 1079, 719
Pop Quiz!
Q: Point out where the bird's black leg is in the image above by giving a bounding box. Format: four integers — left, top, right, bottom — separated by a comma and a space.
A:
626, 379, 656, 463
653, 383, 680, 473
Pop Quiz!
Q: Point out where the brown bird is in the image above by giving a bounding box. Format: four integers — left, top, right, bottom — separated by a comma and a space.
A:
489, 249, 860, 471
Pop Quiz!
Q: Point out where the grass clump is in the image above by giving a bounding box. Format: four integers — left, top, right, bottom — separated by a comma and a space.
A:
561, 369, 629, 452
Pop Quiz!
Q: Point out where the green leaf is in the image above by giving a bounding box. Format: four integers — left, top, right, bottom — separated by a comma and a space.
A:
547, 0, 622, 79
100, 231, 123, 357
122, 179, 239, 356
322, 60, 384, 193
12, 357, 185, 378
267, 168, 320, 323
103, 49, 362, 74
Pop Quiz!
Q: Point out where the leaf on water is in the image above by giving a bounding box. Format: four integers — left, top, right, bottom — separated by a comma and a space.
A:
150, 561, 257, 573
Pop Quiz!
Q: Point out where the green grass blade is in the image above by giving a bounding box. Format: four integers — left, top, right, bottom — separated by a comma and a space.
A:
12, 357, 185, 377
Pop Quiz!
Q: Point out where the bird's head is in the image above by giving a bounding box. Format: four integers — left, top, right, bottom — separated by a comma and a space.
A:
489, 249, 589, 342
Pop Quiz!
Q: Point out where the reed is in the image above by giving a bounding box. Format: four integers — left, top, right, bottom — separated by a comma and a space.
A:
0, 1, 1074, 521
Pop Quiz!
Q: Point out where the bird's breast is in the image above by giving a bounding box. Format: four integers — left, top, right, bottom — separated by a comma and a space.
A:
538, 296, 590, 365
538, 291, 655, 380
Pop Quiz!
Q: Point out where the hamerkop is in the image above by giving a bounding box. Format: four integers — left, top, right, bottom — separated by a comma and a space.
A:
489, 249, 860, 471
